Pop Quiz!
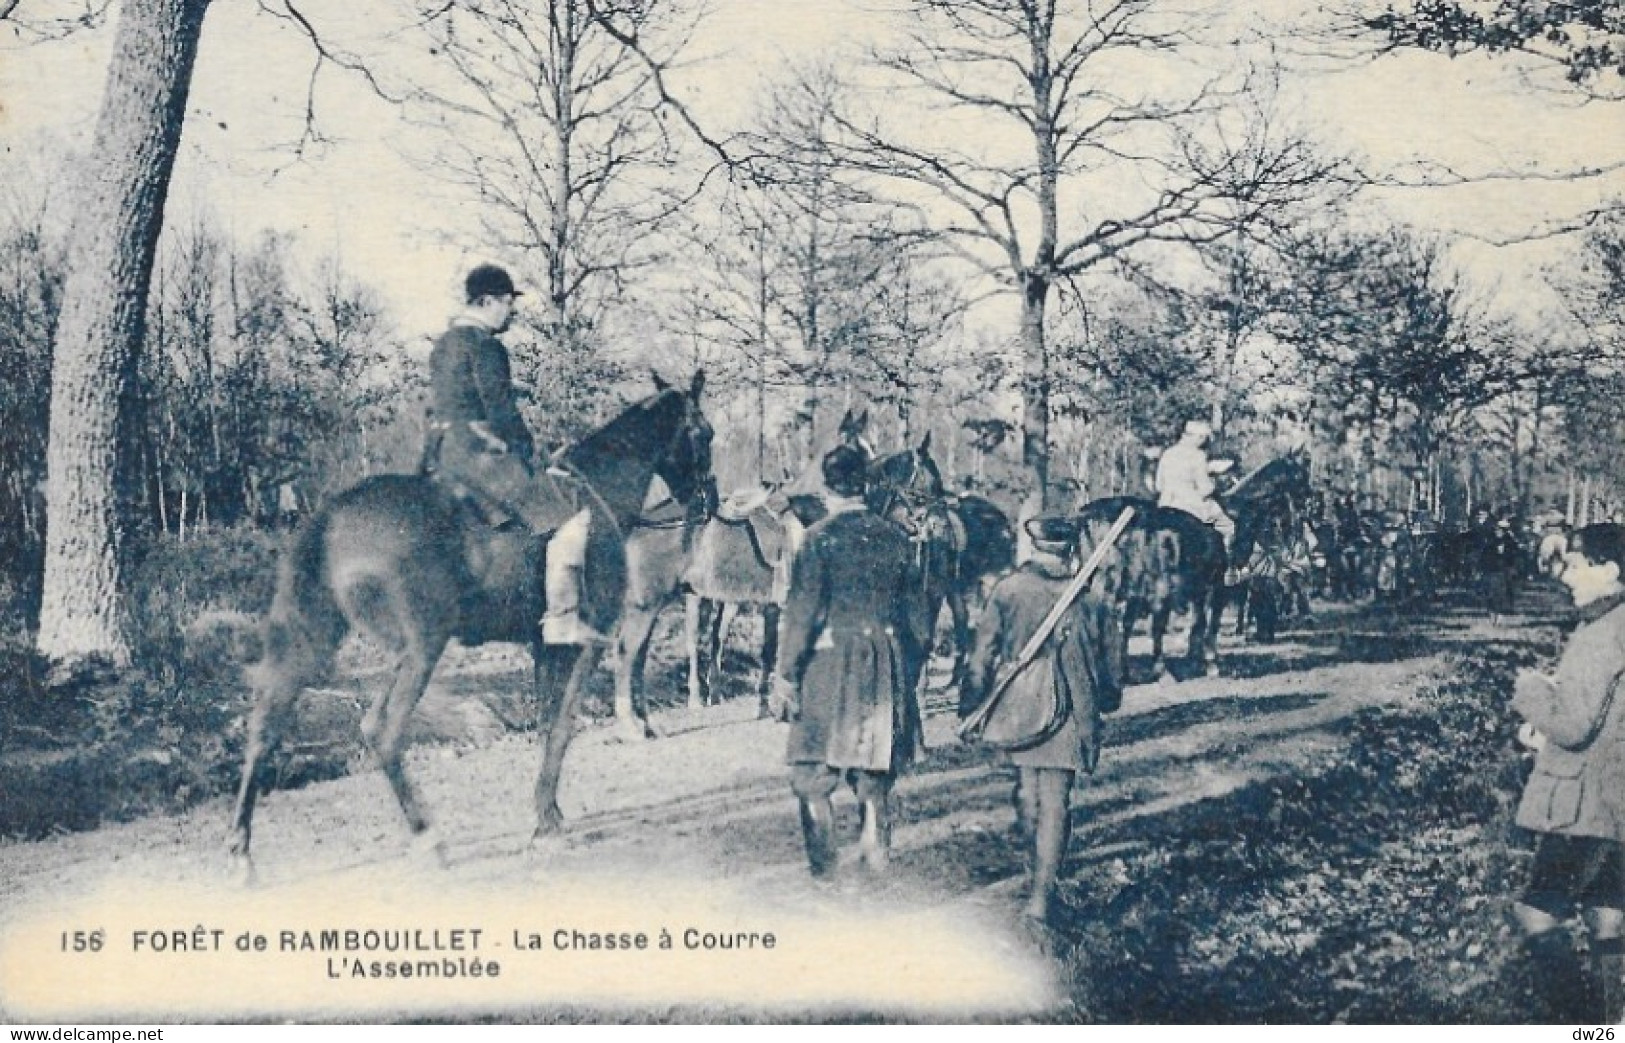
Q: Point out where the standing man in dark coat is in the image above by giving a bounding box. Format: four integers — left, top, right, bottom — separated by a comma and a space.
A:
768, 444, 930, 878
427, 264, 600, 644
961, 514, 1124, 923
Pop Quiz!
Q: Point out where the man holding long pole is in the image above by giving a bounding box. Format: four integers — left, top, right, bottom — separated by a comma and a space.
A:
960, 512, 1127, 924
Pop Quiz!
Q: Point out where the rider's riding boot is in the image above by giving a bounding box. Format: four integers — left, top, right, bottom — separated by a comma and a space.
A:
799, 798, 838, 879
542, 510, 609, 645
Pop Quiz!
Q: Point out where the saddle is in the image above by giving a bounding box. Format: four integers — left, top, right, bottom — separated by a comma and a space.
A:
419, 420, 512, 529
418, 438, 564, 644
710, 488, 789, 572
687, 498, 789, 603
420, 420, 587, 537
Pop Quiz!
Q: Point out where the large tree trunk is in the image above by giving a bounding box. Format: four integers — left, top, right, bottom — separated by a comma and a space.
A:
1019, 270, 1051, 507
36, 0, 211, 665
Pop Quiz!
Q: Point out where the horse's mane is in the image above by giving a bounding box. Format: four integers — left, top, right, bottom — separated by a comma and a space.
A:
1226, 452, 1308, 503
564, 387, 685, 467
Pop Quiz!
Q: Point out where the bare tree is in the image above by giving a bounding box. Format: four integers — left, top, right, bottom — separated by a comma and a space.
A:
409, 0, 702, 335
677, 64, 933, 478
837, 0, 1349, 502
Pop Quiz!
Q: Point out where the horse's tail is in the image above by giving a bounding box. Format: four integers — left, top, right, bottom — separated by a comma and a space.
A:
246, 509, 347, 696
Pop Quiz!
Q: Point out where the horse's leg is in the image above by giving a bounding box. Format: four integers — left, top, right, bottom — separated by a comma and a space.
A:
1150, 600, 1174, 681
686, 594, 723, 710
685, 593, 705, 710
612, 602, 659, 742
226, 678, 300, 884
702, 598, 726, 707
360, 633, 451, 865
946, 585, 971, 692
531, 642, 597, 842
1199, 583, 1223, 677
756, 602, 781, 719
228, 596, 341, 883
1119, 602, 1142, 685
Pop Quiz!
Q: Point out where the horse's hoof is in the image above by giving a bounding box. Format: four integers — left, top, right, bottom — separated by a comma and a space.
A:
228, 852, 258, 889
611, 718, 654, 744
859, 848, 891, 874
534, 803, 566, 838
526, 822, 570, 863
412, 829, 449, 869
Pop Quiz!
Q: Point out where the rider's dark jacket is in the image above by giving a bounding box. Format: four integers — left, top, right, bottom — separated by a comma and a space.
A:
427, 321, 576, 534
430, 322, 536, 465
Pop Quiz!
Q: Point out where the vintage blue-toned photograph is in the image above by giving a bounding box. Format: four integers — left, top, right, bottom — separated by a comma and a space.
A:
1, 0, 1623, 1026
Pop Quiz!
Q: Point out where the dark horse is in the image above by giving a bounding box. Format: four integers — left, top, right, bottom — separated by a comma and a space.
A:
226, 373, 713, 879
1077, 448, 1311, 679
867, 434, 1017, 689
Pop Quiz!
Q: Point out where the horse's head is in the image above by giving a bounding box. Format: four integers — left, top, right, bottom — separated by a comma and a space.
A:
1218, 449, 1311, 562
648, 370, 714, 511
1227, 449, 1312, 512
868, 434, 945, 518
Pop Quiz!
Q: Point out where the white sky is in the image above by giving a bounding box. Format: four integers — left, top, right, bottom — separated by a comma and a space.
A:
1, 0, 1620, 340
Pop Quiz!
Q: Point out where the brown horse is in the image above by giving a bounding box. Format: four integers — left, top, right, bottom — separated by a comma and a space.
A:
226, 373, 713, 880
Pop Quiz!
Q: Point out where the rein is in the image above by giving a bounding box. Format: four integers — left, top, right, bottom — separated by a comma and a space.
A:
551, 459, 629, 544
554, 391, 712, 545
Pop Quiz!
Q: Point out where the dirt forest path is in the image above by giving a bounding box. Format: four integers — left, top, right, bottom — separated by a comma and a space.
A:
0, 592, 1556, 1021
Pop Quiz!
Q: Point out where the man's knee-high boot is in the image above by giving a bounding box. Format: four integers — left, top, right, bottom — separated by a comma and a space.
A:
542, 511, 606, 645
858, 795, 891, 872
799, 798, 837, 879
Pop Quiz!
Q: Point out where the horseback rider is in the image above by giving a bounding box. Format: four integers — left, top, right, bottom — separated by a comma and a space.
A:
425, 264, 601, 645
1154, 419, 1237, 551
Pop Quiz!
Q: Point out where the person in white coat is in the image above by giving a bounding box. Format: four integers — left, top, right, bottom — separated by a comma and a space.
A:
1154, 419, 1235, 549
